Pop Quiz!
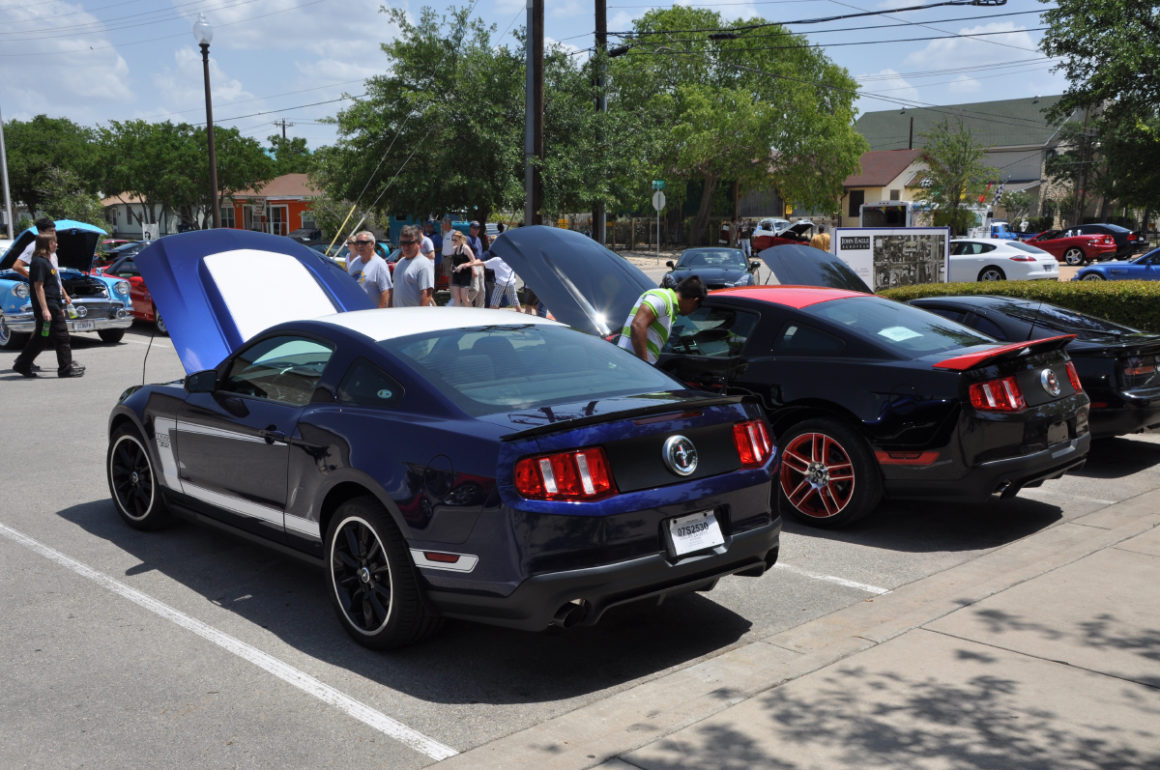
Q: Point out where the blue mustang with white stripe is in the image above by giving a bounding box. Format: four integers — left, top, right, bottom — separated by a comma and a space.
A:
106, 228, 780, 649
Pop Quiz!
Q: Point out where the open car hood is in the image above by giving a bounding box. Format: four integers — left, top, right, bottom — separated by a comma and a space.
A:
136, 229, 372, 373
489, 226, 654, 337
756, 243, 872, 294
0, 219, 106, 272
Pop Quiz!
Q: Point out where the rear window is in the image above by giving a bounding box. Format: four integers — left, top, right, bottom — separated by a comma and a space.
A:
386, 324, 680, 416
802, 296, 993, 356
1005, 302, 1140, 337
1008, 241, 1050, 255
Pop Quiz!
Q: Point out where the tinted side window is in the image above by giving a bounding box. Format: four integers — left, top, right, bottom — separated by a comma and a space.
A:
969, 315, 1008, 341
337, 358, 405, 407
666, 306, 760, 358
222, 336, 334, 406
771, 323, 846, 356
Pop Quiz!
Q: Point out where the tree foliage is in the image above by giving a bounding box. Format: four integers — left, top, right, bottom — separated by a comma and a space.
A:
97, 120, 272, 229
267, 135, 313, 176
38, 167, 107, 225
608, 6, 867, 242
918, 120, 997, 234
3, 115, 99, 216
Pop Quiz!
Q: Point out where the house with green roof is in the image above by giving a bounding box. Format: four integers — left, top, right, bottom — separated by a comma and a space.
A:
850, 95, 1076, 224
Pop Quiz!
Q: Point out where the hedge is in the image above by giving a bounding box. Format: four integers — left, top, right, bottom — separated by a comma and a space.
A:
878, 280, 1160, 334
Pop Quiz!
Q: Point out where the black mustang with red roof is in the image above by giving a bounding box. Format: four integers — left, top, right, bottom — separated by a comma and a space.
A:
653, 245, 1092, 528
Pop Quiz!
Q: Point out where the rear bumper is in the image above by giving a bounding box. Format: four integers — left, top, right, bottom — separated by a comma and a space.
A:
424, 519, 781, 631
1089, 403, 1160, 439
883, 433, 1090, 502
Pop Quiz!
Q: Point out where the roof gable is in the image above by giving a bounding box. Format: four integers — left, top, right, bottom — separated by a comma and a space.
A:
844, 149, 922, 187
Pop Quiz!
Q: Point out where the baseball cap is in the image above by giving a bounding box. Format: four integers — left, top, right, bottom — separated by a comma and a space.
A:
470, 220, 480, 227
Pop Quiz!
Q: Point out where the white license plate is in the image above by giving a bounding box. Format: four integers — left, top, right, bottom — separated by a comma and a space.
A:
72, 320, 94, 332
667, 510, 725, 557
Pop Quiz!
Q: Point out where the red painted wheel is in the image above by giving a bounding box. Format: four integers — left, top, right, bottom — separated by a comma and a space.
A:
778, 418, 882, 528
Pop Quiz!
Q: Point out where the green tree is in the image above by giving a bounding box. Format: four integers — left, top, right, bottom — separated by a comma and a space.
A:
608, 6, 867, 243
38, 167, 107, 225
1000, 190, 1033, 224
918, 120, 997, 234
3, 115, 99, 216
320, 5, 525, 225
1041, 0, 1160, 118
267, 135, 312, 176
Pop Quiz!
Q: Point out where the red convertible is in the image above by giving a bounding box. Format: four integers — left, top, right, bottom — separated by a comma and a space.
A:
1021, 229, 1118, 266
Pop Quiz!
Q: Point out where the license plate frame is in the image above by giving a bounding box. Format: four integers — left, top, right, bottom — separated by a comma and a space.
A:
72, 320, 95, 332
666, 509, 725, 558
1047, 419, 1068, 445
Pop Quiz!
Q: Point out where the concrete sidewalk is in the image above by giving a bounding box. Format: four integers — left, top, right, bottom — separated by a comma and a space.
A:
440, 493, 1160, 769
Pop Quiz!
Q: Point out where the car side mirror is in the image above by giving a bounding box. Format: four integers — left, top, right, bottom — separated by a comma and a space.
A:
184, 369, 217, 393
666, 261, 675, 269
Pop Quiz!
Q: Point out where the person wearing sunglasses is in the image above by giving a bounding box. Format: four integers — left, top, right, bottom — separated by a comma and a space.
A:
348, 230, 392, 308
392, 225, 436, 307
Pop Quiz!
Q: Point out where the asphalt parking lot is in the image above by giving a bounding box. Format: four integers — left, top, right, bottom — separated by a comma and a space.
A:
2, 318, 1157, 769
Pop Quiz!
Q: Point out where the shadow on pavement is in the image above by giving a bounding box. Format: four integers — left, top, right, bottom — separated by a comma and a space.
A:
58, 498, 754, 706
781, 494, 1062, 553
1070, 434, 1160, 479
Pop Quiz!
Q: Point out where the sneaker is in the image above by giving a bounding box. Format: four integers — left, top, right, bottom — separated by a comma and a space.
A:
12, 362, 37, 378
58, 364, 85, 378
31, 363, 42, 372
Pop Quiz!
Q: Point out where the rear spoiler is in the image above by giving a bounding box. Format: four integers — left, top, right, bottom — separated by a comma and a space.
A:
933, 334, 1076, 371
501, 394, 750, 442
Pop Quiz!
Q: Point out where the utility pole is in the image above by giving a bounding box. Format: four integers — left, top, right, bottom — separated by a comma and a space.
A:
592, 0, 607, 244
524, 0, 544, 226
273, 118, 294, 139
0, 102, 13, 239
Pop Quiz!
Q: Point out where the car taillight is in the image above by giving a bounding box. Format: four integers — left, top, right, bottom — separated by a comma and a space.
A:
514, 448, 617, 501
969, 376, 1026, 411
1128, 232, 1140, 242
1065, 361, 1083, 392
1008, 256, 1037, 262
733, 420, 773, 466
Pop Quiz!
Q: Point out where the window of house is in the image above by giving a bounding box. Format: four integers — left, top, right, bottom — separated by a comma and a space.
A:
889, 189, 901, 201
220, 207, 236, 228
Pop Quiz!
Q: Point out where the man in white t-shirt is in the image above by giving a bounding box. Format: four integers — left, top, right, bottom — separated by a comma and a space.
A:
12, 218, 68, 302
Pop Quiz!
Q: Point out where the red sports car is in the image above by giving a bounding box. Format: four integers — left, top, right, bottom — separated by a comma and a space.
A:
1021, 229, 1117, 266
98, 253, 167, 334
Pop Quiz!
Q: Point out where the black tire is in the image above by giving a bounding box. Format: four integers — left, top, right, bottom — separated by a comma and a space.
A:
99, 329, 125, 344
777, 418, 882, 528
154, 308, 169, 336
326, 497, 440, 649
977, 266, 1006, 282
1063, 247, 1085, 266
0, 314, 15, 349
107, 424, 172, 531
1080, 272, 1106, 281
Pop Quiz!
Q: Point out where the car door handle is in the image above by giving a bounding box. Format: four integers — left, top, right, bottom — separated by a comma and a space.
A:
260, 427, 288, 445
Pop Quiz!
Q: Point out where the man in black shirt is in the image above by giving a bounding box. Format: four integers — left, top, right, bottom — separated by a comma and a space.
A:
12, 233, 84, 378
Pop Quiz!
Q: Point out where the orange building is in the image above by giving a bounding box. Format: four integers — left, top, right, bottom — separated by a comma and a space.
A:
225, 173, 319, 236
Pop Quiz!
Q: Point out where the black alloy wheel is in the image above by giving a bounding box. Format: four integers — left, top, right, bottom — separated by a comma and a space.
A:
777, 418, 883, 528
326, 497, 440, 649
107, 425, 171, 530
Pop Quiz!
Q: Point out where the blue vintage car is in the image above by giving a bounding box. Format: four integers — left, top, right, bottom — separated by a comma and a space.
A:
107, 229, 781, 649
1, 220, 133, 347
1073, 246, 1160, 281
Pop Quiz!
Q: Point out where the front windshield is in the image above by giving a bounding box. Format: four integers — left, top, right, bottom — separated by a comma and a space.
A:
678, 249, 746, 269
387, 324, 682, 416
803, 296, 995, 355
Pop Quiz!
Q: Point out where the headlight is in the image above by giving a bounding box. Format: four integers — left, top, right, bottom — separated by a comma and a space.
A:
14, 283, 29, 299
114, 280, 131, 297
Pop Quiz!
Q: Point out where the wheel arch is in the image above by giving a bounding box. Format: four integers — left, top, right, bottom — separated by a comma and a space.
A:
317, 480, 399, 544
768, 401, 869, 441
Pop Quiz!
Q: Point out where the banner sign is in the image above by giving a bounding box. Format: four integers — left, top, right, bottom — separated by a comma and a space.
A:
833, 227, 950, 291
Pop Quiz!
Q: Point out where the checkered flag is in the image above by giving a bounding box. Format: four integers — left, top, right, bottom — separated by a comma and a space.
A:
993, 182, 1005, 207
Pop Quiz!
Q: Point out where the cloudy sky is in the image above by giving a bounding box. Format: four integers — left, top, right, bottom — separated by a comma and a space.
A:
1, 0, 1067, 150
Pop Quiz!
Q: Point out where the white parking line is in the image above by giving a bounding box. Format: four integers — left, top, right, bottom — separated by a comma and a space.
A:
774, 562, 891, 595
0, 522, 457, 762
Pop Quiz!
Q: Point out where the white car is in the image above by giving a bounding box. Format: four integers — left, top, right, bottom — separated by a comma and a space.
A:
948, 238, 1058, 283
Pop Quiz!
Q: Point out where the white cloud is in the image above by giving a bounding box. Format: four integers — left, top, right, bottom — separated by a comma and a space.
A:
0, 1, 133, 123
855, 68, 921, 112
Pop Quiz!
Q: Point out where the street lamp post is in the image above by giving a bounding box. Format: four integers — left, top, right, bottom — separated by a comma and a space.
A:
193, 13, 220, 229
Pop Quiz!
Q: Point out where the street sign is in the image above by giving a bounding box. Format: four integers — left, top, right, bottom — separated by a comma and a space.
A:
652, 180, 665, 190
652, 190, 666, 211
